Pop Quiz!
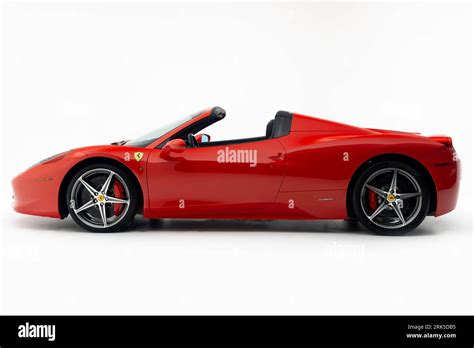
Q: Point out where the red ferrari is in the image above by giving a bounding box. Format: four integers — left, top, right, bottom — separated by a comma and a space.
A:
12, 107, 460, 235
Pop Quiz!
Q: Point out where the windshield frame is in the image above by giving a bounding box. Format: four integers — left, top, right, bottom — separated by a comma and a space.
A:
125, 109, 206, 148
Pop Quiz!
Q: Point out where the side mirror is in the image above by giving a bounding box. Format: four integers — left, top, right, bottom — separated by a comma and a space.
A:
160, 138, 186, 160
196, 134, 211, 144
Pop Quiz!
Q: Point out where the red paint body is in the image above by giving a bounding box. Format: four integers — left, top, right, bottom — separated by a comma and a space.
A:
12, 109, 460, 222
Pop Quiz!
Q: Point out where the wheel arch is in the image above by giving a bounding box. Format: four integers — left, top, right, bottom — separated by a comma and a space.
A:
58, 157, 144, 218
346, 153, 437, 218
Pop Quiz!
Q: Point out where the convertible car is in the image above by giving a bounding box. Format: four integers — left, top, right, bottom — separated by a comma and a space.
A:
12, 107, 459, 234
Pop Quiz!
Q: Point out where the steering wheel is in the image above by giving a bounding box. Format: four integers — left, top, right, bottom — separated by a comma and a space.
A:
187, 133, 198, 148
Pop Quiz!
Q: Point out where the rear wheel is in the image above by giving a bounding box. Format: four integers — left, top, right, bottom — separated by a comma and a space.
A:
66, 163, 138, 232
352, 161, 429, 235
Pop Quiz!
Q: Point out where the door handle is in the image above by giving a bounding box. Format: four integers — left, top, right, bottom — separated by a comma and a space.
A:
269, 152, 284, 161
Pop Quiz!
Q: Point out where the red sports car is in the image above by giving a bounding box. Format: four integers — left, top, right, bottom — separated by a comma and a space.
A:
12, 107, 460, 235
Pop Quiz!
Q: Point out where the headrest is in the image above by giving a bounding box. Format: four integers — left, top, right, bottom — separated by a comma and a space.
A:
275, 110, 292, 120
272, 111, 293, 138
266, 120, 275, 138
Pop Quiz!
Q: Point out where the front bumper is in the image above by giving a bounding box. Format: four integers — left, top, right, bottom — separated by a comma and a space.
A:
12, 163, 63, 218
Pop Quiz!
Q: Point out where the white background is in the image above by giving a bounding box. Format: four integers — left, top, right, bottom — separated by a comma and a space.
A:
1, 1, 472, 314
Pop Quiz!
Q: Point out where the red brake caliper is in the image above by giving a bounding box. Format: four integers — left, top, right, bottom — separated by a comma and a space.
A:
113, 181, 124, 216
369, 191, 377, 210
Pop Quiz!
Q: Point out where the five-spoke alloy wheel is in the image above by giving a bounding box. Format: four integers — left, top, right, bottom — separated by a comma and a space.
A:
352, 161, 430, 235
66, 163, 138, 232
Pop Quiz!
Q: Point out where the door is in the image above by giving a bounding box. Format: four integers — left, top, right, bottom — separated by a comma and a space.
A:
146, 138, 287, 218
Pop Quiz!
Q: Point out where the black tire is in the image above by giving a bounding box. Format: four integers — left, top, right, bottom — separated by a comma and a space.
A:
352, 160, 430, 235
66, 162, 138, 232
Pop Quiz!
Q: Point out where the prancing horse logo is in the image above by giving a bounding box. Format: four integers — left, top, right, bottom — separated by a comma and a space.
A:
134, 152, 144, 162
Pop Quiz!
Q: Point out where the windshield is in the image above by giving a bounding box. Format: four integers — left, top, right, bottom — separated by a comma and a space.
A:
126, 110, 204, 147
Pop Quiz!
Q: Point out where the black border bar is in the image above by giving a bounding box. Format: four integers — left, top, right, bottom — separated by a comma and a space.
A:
0, 316, 473, 346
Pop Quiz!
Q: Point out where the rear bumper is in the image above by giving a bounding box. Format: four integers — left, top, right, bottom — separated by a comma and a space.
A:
431, 159, 460, 217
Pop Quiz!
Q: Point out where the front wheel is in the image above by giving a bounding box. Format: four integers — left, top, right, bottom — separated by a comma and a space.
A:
352, 161, 430, 235
66, 163, 138, 232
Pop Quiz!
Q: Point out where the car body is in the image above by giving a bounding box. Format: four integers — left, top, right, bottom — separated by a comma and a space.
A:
12, 106, 460, 234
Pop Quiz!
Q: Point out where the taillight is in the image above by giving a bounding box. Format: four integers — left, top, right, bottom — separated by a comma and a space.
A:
429, 135, 453, 147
